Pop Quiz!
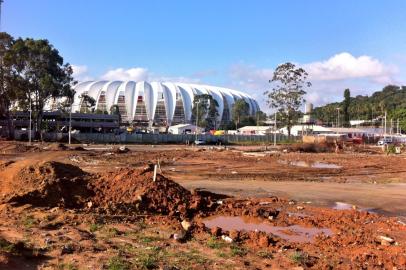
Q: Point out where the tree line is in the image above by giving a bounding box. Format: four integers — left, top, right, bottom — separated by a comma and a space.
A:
0, 32, 75, 139
313, 85, 406, 130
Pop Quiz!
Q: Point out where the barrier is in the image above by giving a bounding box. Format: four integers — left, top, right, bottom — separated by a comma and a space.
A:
71, 133, 299, 144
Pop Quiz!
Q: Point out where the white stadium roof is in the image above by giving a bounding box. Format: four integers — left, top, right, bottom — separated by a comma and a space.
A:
72, 81, 260, 125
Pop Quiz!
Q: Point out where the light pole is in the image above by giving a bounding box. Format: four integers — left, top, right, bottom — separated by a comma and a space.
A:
68, 100, 72, 145
336, 108, 340, 128
195, 100, 200, 141
29, 97, 32, 145
273, 111, 277, 147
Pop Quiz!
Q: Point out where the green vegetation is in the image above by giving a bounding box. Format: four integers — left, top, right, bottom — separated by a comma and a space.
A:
89, 223, 103, 233
107, 256, 131, 270
265, 62, 311, 137
191, 94, 219, 129
206, 236, 227, 249
230, 244, 247, 257
290, 251, 309, 265
313, 85, 406, 130
23, 215, 37, 228
0, 238, 16, 253
0, 32, 75, 139
56, 263, 78, 270
257, 250, 273, 259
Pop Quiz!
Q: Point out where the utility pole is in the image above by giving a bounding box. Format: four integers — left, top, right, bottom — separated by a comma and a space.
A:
195, 100, 200, 141
29, 97, 32, 145
273, 111, 277, 147
68, 101, 72, 145
384, 111, 387, 136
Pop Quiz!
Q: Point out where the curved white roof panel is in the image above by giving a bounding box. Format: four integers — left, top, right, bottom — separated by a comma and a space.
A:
72, 81, 259, 126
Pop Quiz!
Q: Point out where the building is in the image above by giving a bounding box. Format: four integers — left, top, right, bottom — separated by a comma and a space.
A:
168, 124, 202, 135
238, 126, 273, 135
279, 125, 384, 137
65, 81, 260, 128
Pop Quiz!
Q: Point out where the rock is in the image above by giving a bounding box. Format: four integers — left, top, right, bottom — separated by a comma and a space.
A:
61, 244, 74, 255
221, 235, 233, 243
231, 171, 238, 174
377, 235, 394, 245
49, 207, 59, 213
211, 227, 222, 237
87, 201, 93, 208
181, 220, 192, 231
296, 206, 304, 210
173, 230, 186, 242
288, 201, 295, 205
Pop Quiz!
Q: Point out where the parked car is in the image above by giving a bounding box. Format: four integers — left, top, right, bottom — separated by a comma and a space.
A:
194, 139, 206, 145
377, 137, 393, 146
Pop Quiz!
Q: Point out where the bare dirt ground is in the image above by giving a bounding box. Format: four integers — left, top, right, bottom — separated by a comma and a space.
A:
0, 141, 405, 269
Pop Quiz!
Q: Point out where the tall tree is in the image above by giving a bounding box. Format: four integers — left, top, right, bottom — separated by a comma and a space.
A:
191, 94, 219, 129
343, 88, 351, 127
79, 94, 96, 113
231, 99, 249, 129
265, 62, 311, 137
7, 38, 75, 138
0, 32, 16, 138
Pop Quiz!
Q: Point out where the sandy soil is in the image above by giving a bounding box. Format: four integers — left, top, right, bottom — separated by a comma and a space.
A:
0, 141, 405, 269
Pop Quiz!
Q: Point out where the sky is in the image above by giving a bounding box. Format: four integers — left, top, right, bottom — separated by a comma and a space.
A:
4, 0, 406, 112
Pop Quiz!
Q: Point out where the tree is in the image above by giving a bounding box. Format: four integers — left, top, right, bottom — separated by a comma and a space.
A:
231, 99, 249, 129
79, 94, 96, 113
265, 62, 311, 137
110, 104, 121, 124
0, 32, 16, 138
343, 88, 351, 127
7, 37, 76, 139
191, 94, 219, 129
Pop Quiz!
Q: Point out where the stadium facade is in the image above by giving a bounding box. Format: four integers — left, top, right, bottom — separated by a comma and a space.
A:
72, 81, 260, 127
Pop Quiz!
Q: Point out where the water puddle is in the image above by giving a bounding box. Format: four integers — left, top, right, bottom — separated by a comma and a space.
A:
203, 216, 332, 243
332, 202, 377, 213
278, 160, 342, 169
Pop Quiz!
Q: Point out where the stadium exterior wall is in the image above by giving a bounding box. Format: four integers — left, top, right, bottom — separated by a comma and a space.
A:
71, 81, 260, 126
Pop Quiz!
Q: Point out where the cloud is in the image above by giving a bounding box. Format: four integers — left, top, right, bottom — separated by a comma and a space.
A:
303, 52, 397, 83
100, 67, 150, 81
71, 64, 93, 81
226, 53, 401, 112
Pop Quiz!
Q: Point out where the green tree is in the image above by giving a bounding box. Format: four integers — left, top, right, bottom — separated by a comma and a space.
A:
110, 104, 122, 124
7, 37, 75, 139
343, 88, 351, 127
265, 62, 311, 137
231, 99, 250, 129
79, 94, 96, 113
0, 32, 16, 138
191, 94, 219, 129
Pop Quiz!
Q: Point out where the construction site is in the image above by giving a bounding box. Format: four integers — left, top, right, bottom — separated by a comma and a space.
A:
0, 140, 405, 269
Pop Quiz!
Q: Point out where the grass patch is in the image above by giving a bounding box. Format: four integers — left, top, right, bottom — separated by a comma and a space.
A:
290, 251, 309, 265
206, 236, 227, 249
230, 244, 247, 257
56, 263, 78, 270
0, 238, 16, 253
89, 223, 103, 233
257, 250, 273, 259
107, 256, 131, 270
22, 215, 37, 228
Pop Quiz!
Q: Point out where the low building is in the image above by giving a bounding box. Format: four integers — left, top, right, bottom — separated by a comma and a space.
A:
168, 124, 202, 134
279, 125, 384, 137
237, 126, 273, 135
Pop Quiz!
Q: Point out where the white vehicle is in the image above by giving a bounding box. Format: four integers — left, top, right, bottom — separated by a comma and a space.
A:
377, 137, 393, 146
194, 139, 206, 145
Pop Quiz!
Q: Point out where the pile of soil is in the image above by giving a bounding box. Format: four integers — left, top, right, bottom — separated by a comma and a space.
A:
288, 143, 336, 153
5, 161, 93, 208
91, 165, 200, 217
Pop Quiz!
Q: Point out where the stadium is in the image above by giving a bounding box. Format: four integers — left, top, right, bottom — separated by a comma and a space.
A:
71, 81, 260, 127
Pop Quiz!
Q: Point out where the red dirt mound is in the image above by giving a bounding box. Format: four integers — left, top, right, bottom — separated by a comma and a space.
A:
5, 161, 93, 208
91, 166, 203, 217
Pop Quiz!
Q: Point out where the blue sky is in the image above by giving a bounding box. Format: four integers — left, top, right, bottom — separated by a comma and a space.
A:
4, 0, 406, 111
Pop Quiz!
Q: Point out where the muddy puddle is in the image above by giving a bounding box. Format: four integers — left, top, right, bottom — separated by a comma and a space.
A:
279, 160, 342, 169
332, 202, 377, 213
203, 216, 332, 243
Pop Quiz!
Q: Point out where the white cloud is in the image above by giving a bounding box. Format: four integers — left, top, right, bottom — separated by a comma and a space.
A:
303, 52, 397, 83
71, 64, 93, 81
100, 67, 150, 81
226, 53, 401, 112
